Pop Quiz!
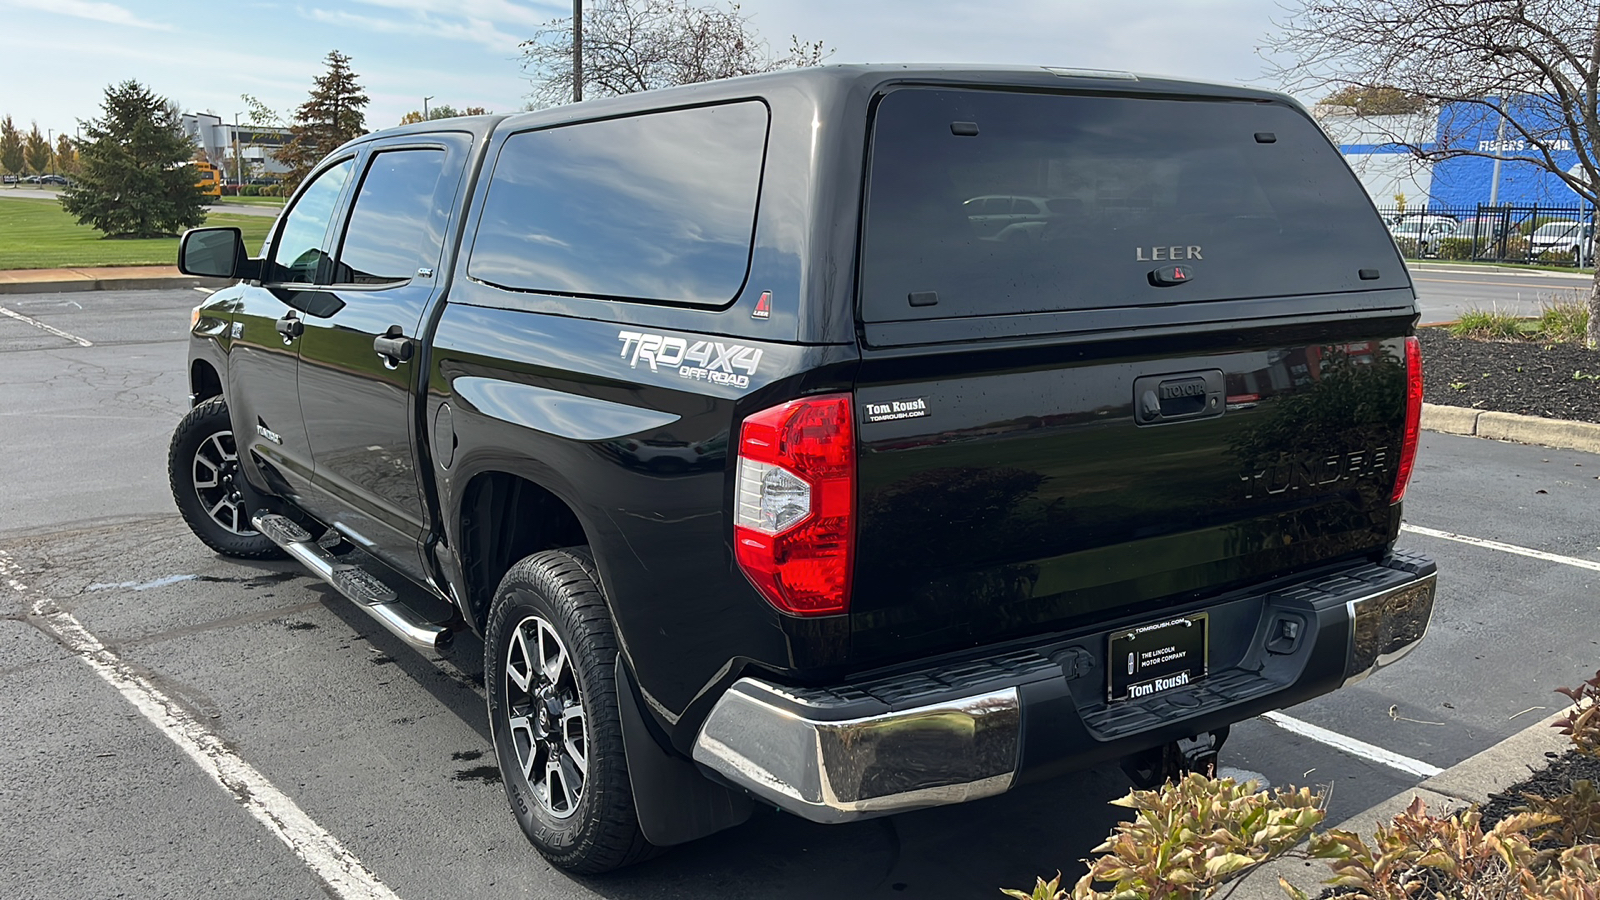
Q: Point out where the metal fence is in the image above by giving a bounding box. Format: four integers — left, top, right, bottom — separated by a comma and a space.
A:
1373, 204, 1594, 267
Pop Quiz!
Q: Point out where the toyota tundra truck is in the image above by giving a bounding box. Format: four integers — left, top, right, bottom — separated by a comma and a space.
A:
170, 64, 1437, 874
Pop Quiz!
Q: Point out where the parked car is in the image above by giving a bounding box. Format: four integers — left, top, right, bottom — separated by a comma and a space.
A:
1453, 216, 1508, 241
39, 174, 69, 186
1530, 221, 1594, 264
1388, 215, 1459, 256
171, 65, 1436, 874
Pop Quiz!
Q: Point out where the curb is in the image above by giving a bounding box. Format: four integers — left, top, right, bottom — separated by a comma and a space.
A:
1230, 710, 1572, 900
0, 267, 228, 295
1422, 402, 1600, 455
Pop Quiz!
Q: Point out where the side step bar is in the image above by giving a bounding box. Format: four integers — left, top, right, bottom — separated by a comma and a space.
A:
253, 513, 452, 653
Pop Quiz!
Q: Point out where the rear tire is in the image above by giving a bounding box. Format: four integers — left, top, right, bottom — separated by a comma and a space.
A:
168, 398, 283, 559
485, 548, 654, 874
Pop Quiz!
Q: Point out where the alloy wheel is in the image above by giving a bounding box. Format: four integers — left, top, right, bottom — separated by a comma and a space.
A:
504, 614, 588, 818
191, 430, 255, 536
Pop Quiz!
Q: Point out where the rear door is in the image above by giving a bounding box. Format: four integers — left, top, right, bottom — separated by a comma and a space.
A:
294, 137, 466, 583
849, 86, 1417, 662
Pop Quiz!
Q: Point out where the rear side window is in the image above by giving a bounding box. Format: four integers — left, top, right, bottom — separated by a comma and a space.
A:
334, 148, 449, 286
468, 101, 769, 305
860, 89, 1407, 322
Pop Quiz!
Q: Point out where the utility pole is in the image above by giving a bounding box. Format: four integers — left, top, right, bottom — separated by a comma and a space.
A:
233, 112, 242, 186
423, 96, 433, 120
46, 128, 52, 176
574, 0, 583, 103
1488, 99, 1508, 208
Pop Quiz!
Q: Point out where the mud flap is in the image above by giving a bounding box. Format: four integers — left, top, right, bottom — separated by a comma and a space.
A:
615, 656, 753, 846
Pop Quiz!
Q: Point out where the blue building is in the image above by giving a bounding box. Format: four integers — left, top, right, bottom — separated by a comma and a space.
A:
1328, 98, 1590, 211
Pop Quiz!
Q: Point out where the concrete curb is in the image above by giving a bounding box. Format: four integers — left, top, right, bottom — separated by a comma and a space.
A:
1422, 402, 1600, 455
0, 267, 229, 295
1230, 710, 1572, 900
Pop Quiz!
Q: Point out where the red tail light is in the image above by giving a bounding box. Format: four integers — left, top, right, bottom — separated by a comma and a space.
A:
1391, 336, 1422, 504
733, 394, 854, 616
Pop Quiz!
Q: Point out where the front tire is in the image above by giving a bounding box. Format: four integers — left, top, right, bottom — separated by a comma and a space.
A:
485, 549, 653, 874
168, 397, 283, 559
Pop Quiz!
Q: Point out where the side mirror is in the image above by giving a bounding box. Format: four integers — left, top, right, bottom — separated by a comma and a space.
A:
179, 227, 259, 280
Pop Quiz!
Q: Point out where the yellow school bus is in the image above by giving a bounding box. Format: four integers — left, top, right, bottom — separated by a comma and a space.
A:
195, 161, 222, 199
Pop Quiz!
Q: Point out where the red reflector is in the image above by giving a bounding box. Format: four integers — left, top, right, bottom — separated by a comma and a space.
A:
1391, 336, 1422, 504
734, 394, 854, 616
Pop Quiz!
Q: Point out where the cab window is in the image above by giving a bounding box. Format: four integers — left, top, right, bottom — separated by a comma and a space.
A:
269, 159, 354, 284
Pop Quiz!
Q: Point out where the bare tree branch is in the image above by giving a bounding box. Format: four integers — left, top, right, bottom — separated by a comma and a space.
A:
1268, 0, 1600, 346
519, 0, 829, 110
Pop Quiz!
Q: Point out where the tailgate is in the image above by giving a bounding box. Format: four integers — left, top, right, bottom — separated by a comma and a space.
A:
851, 331, 1411, 661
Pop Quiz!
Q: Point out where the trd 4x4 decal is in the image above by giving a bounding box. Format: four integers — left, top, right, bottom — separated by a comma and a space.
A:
618, 330, 763, 390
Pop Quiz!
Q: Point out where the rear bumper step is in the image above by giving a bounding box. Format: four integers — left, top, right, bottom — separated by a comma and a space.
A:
253, 513, 452, 653
692, 553, 1435, 824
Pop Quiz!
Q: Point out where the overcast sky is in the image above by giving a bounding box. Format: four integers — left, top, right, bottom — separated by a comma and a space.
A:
0, 0, 1297, 139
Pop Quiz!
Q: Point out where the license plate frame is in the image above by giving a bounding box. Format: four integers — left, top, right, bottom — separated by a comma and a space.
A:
1107, 613, 1209, 702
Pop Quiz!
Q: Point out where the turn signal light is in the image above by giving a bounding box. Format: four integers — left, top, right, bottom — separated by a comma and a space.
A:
733, 394, 854, 616
1391, 336, 1422, 504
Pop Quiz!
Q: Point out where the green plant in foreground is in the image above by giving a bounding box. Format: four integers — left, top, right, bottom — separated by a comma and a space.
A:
1002, 774, 1325, 900
1573, 371, 1600, 382
1554, 670, 1600, 756
1450, 308, 1533, 340
1538, 295, 1591, 343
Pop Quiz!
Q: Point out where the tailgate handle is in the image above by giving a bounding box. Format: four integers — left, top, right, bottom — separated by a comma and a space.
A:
1133, 370, 1225, 425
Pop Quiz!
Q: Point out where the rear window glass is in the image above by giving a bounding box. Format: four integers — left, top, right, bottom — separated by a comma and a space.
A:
859, 89, 1406, 322
467, 101, 769, 305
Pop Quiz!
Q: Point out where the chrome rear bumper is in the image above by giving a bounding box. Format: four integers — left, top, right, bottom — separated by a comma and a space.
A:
691, 680, 1021, 824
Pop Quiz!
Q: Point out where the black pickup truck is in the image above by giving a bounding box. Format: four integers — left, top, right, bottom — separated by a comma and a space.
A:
171, 65, 1437, 873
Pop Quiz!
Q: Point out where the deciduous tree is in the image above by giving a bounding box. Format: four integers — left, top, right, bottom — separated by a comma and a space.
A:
0, 116, 24, 178
1319, 85, 1427, 116
61, 80, 207, 238
23, 123, 51, 175
1270, 0, 1600, 347
399, 104, 492, 125
277, 50, 369, 192
519, 0, 828, 108
54, 134, 77, 175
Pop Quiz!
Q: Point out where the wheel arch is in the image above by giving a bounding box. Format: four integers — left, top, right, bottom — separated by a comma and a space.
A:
190, 358, 223, 406
455, 469, 592, 632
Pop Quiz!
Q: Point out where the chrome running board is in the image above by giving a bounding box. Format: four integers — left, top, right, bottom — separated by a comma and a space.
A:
253, 513, 451, 652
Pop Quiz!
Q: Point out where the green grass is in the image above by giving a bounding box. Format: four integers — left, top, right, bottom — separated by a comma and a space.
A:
1538, 293, 1591, 341
1447, 293, 1591, 342
0, 197, 273, 270
212, 196, 286, 208
1448, 308, 1534, 339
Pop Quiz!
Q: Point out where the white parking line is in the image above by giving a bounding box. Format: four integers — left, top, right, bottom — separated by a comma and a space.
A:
1, 551, 402, 900
0, 305, 93, 347
1260, 711, 1443, 778
1402, 524, 1600, 572
193, 286, 215, 294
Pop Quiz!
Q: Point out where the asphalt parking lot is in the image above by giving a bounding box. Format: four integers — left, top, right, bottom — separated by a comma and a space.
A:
2, 287, 1598, 899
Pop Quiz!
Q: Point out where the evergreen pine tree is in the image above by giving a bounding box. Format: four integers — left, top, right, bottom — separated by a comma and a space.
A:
0, 117, 23, 178
62, 81, 207, 238
23, 123, 51, 175
279, 51, 369, 192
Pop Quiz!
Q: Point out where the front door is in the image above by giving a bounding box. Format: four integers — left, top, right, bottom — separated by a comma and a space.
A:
295, 140, 465, 583
229, 157, 355, 504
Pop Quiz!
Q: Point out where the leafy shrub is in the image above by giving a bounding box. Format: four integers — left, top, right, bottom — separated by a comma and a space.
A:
1555, 670, 1600, 756
240, 184, 259, 196
261, 184, 280, 197
1436, 237, 1475, 260
1539, 248, 1580, 265
1393, 236, 1422, 258
1002, 774, 1325, 900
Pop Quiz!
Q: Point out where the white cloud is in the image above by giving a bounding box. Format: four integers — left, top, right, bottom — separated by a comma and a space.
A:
306, 6, 525, 53
348, 0, 562, 28
2, 0, 170, 29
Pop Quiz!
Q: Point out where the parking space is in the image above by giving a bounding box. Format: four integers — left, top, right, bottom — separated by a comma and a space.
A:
2, 289, 1598, 898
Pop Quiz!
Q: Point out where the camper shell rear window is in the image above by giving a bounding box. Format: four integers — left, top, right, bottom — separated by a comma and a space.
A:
859, 88, 1407, 323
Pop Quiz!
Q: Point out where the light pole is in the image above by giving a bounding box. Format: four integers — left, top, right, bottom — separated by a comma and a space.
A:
46, 128, 52, 176
423, 96, 434, 120
574, 0, 583, 103
233, 112, 243, 187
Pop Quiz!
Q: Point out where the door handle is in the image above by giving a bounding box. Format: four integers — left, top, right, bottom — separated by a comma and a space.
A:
373, 325, 414, 363
275, 313, 302, 339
